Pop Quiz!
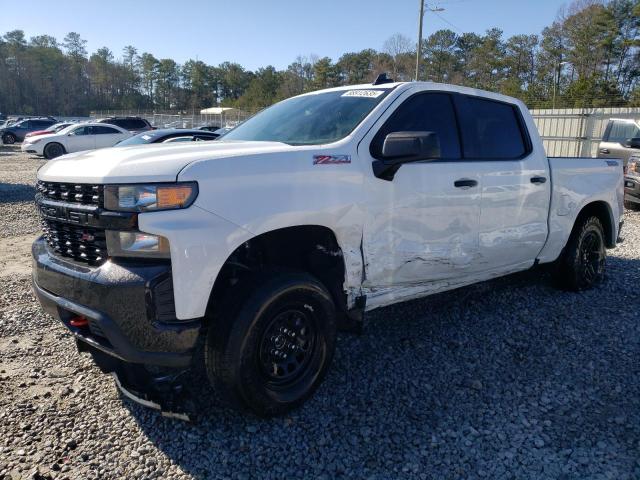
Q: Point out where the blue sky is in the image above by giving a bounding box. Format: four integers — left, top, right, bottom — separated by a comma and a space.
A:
3, 0, 567, 70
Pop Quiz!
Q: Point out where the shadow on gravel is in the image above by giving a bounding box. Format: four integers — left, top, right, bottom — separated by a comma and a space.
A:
125, 258, 640, 479
0, 182, 36, 203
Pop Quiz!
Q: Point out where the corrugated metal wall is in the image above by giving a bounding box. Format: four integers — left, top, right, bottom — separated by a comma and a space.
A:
531, 107, 640, 157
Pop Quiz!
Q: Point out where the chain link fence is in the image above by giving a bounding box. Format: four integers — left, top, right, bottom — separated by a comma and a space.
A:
89, 109, 256, 130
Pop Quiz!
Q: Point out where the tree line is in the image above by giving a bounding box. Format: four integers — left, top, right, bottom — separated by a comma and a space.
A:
0, 0, 638, 116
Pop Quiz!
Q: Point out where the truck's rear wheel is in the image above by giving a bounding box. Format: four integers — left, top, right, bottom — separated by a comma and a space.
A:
205, 270, 336, 416
556, 216, 606, 291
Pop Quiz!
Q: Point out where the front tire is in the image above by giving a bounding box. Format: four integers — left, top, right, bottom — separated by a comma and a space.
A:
2, 133, 16, 144
556, 216, 606, 291
44, 142, 65, 159
205, 270, 337, 416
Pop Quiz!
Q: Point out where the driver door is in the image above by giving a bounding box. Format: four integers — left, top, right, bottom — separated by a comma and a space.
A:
360, 90, 484, 294
65, 126, 96, 152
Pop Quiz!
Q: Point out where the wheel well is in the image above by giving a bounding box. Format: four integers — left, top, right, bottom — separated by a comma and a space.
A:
45, 142, 64, 150
573, 201, 615, 248
206, 225, 348, 324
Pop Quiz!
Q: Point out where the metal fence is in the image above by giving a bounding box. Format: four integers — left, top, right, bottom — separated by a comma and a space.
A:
531, 107, 640, 157
90, 110, 255, 130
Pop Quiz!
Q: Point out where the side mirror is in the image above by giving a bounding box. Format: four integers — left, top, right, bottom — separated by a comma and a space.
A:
373, 131, 441, 181
624, 137, 640, 149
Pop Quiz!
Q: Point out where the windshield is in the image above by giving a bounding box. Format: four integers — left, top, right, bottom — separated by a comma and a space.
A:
221, 89, 391, 145
57, 124, 81, 135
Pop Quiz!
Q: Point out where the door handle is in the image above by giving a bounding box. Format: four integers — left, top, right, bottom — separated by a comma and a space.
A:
599, 148, 610, 154
530, 176, 547, 184
454, 178, 478, 189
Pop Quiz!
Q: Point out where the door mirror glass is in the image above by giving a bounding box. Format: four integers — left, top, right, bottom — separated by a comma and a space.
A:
382, 131, 441, 161
624, 137, 640, 149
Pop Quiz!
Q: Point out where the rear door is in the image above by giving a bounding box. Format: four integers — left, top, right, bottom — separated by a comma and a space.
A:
90, 125, 128, 148
455, 95, 550, 271
598, 120, 640, 164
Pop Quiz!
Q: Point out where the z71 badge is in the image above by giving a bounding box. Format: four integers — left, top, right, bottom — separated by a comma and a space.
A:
313, 155, 351, 165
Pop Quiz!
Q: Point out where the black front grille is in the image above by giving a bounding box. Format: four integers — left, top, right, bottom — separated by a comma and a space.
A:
36, 181, 103, 206
41, 218, 107, 265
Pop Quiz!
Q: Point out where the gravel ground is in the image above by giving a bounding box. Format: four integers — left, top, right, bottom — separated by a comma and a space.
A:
0, 146, 639, 480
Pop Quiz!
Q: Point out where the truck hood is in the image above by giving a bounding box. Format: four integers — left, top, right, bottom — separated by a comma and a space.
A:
37, 140, 293, 183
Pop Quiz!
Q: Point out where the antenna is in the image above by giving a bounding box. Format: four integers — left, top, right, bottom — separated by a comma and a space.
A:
373, 73, 394, 85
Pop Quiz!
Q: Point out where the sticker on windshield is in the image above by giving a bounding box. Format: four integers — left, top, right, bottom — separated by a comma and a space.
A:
341, 90, 384, 98
313, 155, 351, 165
141, 134, 152, 140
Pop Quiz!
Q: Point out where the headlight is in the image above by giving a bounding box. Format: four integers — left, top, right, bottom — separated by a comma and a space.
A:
104, 182, 198, 212
106, 230, 170, 258
628, 158, 639, 176
27, 137, 44, 144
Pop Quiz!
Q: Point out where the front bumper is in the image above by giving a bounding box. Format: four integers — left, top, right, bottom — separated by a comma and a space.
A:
20, 143, 38, 154
624, 175, 640, 205
32, 236, 201, 368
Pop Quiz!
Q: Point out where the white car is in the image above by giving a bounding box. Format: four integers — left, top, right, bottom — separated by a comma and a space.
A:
33, 80, 624, 417
21, 123, 131, 159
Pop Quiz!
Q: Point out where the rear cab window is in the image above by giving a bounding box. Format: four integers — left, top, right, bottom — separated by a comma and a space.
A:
455, 96, 529, 159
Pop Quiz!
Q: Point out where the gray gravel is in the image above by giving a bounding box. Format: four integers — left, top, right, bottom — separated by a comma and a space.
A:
1, 147, 639, 479
0, 146, 42, 238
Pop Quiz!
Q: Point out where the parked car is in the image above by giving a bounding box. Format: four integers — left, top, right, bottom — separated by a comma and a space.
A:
115, 128, 220, 146
22, 123, 131, 159
1, 117, 57, 144
624, 154, 640, 210
597, 118, 640, 165
25, 122, 74, 139
95, 116, 154, 133
32, 80, 623, 417
198, 124, 221, 132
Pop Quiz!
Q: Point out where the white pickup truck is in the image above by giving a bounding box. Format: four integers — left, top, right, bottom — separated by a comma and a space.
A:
33, 79, 624, 416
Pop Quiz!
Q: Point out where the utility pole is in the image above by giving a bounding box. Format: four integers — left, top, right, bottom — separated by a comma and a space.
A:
552, 61, 569, 109
415, 0, 424, 81
415, 2, 445, 81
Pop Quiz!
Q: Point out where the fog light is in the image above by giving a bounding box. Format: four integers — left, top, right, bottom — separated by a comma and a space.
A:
106, 231, 170, 259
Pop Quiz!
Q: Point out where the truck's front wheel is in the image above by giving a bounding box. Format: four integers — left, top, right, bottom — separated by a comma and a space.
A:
205, 271, 336, 416
557, 216, 606, 291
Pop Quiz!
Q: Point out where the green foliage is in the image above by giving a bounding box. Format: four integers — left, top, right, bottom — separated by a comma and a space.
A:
0, 0, 638, 115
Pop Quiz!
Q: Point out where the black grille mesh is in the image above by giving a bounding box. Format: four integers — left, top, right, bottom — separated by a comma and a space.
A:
40, 219, 107, 265
36, 181, 103, 206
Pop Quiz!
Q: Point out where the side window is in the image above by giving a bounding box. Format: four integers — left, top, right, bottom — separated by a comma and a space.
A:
91, 126, 119, 135
371, 92, 461, 159
32, 120, 50, 128
129, 119, 147, 129
18, 121, 31, 129
70, 126, 88, 136
607, 121, 640, 144
458, 97, 527, 159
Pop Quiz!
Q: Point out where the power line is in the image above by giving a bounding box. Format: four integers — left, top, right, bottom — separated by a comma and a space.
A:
432, 11, 465, 34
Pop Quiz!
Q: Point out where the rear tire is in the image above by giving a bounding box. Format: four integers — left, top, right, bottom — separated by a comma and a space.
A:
556, 216, 606, 291
2, 133, 16, 145
44, 142, 65, 159
205, 270, 336, 416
